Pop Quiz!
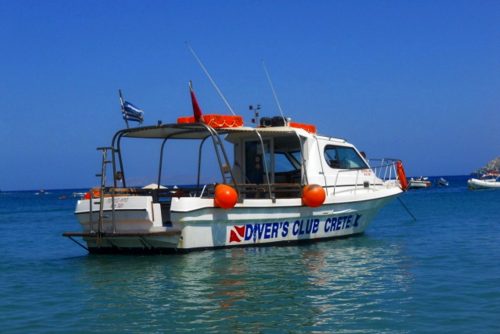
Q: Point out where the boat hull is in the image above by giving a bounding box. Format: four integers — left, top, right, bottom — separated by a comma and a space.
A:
175, 197, 394, 250
408, 181, 431, 189
71, 188, 400, 253
468, 178, 500, 189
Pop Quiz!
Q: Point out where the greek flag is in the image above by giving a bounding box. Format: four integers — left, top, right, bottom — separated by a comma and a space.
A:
122, 101, 144, 123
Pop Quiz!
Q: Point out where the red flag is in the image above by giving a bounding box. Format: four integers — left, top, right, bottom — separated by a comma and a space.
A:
189, 81, 203, 122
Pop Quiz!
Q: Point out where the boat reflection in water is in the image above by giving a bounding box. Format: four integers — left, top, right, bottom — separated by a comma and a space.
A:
77, 238, 412, 332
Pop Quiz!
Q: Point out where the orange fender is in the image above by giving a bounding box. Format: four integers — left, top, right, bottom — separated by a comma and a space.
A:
396, 161, 409, 191
214, 184, 238, 209
302, 184, 326, 207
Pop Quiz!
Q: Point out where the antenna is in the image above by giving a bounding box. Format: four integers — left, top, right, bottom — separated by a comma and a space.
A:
249, 104, 261, 124
186, 43, 236, 116
262, 60, 286, 123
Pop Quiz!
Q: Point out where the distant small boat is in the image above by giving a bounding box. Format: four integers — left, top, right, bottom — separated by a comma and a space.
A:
437, 178, 449, 187
468, 175, 500, 190
408, 177, 432, 189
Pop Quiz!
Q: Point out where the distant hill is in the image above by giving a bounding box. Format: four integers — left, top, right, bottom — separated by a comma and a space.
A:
475, 157, 500, 175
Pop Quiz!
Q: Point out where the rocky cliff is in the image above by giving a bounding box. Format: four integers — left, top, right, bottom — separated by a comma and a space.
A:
475, 157, 500, 174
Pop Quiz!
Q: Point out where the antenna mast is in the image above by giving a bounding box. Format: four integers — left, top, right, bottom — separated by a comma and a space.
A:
186, 43, 236, 116
262, 60, 286, 123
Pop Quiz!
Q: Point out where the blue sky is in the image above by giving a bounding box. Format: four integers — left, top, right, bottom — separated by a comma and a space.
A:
1, 0, 499, 190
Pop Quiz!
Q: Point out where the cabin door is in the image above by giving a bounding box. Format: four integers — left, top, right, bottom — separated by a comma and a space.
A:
244, 139, 273, 184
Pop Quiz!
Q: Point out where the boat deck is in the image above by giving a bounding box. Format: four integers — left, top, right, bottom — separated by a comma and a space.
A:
62, 230, 181, 238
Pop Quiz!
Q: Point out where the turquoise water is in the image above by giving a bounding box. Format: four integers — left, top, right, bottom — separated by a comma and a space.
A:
1, 176, 499, 333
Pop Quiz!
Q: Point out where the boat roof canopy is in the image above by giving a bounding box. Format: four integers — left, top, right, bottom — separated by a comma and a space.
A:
120, 123, 313, 140
122, 123, 215, 139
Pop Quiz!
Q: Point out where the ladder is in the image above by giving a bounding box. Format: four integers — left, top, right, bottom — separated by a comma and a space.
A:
94, 147, 116, 235
204, 126, 236, 186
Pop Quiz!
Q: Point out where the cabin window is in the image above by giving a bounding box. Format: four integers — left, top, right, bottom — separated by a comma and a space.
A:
273, 150, 301, 183
324, 145, 368, 170
274, 151, 300, 173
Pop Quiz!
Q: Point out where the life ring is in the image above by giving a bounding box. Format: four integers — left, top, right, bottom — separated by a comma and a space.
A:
396, 161, 409, 191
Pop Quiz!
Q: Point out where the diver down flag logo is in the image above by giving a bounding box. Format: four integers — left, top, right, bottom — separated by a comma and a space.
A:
229, 225, 245, 243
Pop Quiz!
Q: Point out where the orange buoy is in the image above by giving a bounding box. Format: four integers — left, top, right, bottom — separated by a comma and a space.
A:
91, 188, 101, 198
396, 160, 409, 191
83, 188, 100, 199
214, 184, 238, 209
302, 184, 326, 207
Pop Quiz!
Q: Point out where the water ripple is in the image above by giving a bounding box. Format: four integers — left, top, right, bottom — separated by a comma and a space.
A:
1, 183, 500, 333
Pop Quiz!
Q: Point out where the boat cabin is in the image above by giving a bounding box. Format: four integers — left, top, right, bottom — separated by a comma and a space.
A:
105, 117, 372, 204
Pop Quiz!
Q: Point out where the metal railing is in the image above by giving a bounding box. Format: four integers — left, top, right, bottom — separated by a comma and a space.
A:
330, 159, 400, 195
369, 158, 400, 182
86, 157, 402, 209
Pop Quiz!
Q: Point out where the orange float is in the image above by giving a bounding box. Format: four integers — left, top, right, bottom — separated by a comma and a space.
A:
214, 184, 238, 209
302, 184, 326, 207
288, 122, 317, 134
83, 188, 101, 199
396, 161, 409, 191
177, 114, 243, 128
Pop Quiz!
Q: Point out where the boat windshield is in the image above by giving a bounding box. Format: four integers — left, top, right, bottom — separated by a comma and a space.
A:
324, 145, 368, 170
274, 150, 301, 173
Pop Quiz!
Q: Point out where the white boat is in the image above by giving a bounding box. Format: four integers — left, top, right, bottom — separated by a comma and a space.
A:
408, 177, 432, 189
468, 175, 500, 189
64, 110, 407, 253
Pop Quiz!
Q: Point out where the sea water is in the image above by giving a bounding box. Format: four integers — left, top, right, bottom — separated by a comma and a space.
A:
1, 176, 499, 333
